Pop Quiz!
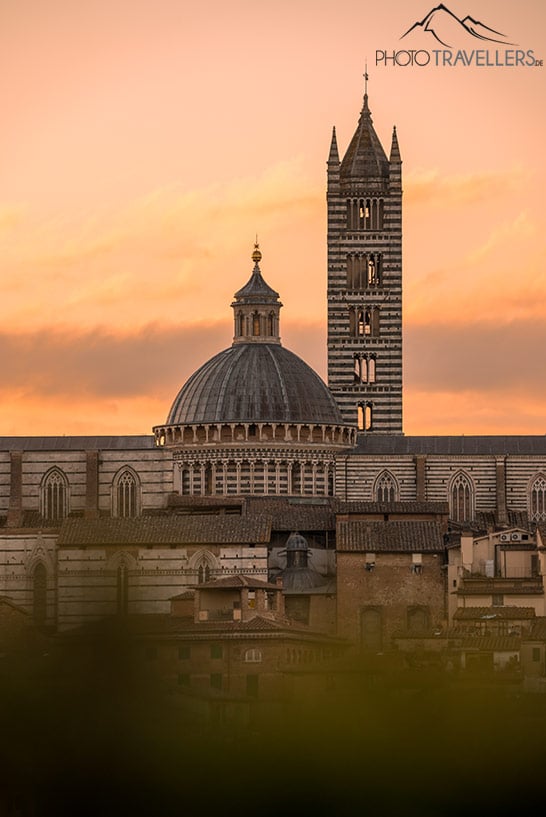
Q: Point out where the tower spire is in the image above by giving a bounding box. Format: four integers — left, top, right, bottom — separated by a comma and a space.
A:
328, 126, 340, 165
327, 81, 403, 434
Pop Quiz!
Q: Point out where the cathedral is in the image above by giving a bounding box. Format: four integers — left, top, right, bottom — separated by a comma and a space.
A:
1, 86, 546, 687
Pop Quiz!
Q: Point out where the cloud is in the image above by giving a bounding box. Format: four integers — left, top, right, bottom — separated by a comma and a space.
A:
0, 323, 231, 402
0, 204, 25, 231
404, 388, 546, 436
405, 319, 546, 398
405, 166, 526, 207
465, 210, 535, 265
405, 220, 546, 325
0, 314, 543, 437
0, 159, 322, 331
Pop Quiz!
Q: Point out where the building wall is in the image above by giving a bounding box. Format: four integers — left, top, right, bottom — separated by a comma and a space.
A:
338, 453, 546, 518
336, 551, 445, 647
56, 545, 268, 630
0, 534, 57, 625
0, 445, 172, 520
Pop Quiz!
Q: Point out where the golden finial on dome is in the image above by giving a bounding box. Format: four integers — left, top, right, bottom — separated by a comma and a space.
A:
252, 236, 262, 264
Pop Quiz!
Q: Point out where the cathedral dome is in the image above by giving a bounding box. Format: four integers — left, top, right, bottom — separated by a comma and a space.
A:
154, 244, 356, 463
167, 342, 343, 426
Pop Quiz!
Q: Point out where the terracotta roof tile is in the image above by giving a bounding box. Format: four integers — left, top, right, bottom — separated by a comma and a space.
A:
453, 607, 536, 621
335, 501, 448, 515
197, 574, 279, 590
57, 515, 271, 547
336, 520, 444, 552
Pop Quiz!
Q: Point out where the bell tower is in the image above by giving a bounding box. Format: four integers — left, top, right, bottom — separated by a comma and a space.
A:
327, 84, 402, 433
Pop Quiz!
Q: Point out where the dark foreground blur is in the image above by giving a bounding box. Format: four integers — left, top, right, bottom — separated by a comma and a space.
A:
1, 627, 545, 817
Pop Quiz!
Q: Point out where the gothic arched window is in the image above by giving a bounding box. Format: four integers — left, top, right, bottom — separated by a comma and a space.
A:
198, 563, 211, 584
450, 471, 474, 523
114, 468, 140, 518
529, 474, 546, 521
41, 468, 68, 522
374, 470, 399, 503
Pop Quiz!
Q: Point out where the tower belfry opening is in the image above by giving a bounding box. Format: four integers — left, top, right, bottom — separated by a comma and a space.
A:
326, 81, 403, 433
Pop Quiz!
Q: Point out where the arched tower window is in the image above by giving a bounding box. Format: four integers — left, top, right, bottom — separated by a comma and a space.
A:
114, 468, 140, 518
357, 403, 373, 431
252, 312, 261, 336
368, 355, 376, 383
354, 355, 367, 383
357, 309, 366, 336
374, 470, 399, 503
367, 257, 376, 286
33, 563, 47, 625
41, 468, 68, 522
365, 403, 373, 431
529, 474, 546, 521
450, 471, 474, 523
238, 312, 244, 336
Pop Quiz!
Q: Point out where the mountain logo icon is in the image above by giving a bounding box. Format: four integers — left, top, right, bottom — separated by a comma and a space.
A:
401, 4, 516, 48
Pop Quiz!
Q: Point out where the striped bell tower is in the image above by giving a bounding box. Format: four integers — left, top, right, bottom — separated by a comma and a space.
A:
327, 85, 402, 434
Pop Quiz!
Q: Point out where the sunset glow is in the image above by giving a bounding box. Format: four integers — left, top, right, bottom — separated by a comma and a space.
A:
2, 0, 545, 435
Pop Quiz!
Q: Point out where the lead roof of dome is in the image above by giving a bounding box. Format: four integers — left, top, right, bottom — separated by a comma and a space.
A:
167, 343, 343, 426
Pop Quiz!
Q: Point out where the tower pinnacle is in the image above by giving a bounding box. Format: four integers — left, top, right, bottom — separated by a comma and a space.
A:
252, 239, 262, 264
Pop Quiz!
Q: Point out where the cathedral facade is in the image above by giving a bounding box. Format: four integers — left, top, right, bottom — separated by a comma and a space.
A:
1, 87, 546, 646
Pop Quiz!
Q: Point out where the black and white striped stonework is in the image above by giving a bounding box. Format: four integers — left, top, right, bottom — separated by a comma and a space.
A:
327, 94, 403, 434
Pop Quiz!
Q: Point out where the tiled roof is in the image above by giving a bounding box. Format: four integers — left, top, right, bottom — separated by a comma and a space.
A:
197, 574, 279, 590
335, 501, 448, 515
453, 606, 536, 621
61, 613, 343, 642
457, 579, 543, 596
525, 618, 546, 640
0, 435, 156, 451
170, 590, 195, 600
475, 510, 530, 530
336, 520, 444, 552
245, 497, 335, 531
57, 515, 271, 547
351, 435, 546, 456
448, 635, 521, 651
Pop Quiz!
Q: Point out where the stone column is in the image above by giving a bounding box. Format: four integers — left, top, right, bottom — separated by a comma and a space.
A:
496, 456, 508, 525
7, 451, 23, 528
85, 450, 100, 519
415, 455, 427, 501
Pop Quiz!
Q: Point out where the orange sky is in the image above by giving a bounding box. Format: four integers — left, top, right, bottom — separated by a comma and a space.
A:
1, 0, 545, 436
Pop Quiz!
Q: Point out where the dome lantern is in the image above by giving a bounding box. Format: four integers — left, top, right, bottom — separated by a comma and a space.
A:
231, 242, 282, 345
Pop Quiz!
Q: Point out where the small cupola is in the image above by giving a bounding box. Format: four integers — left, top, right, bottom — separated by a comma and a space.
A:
231, 242, 283, 344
